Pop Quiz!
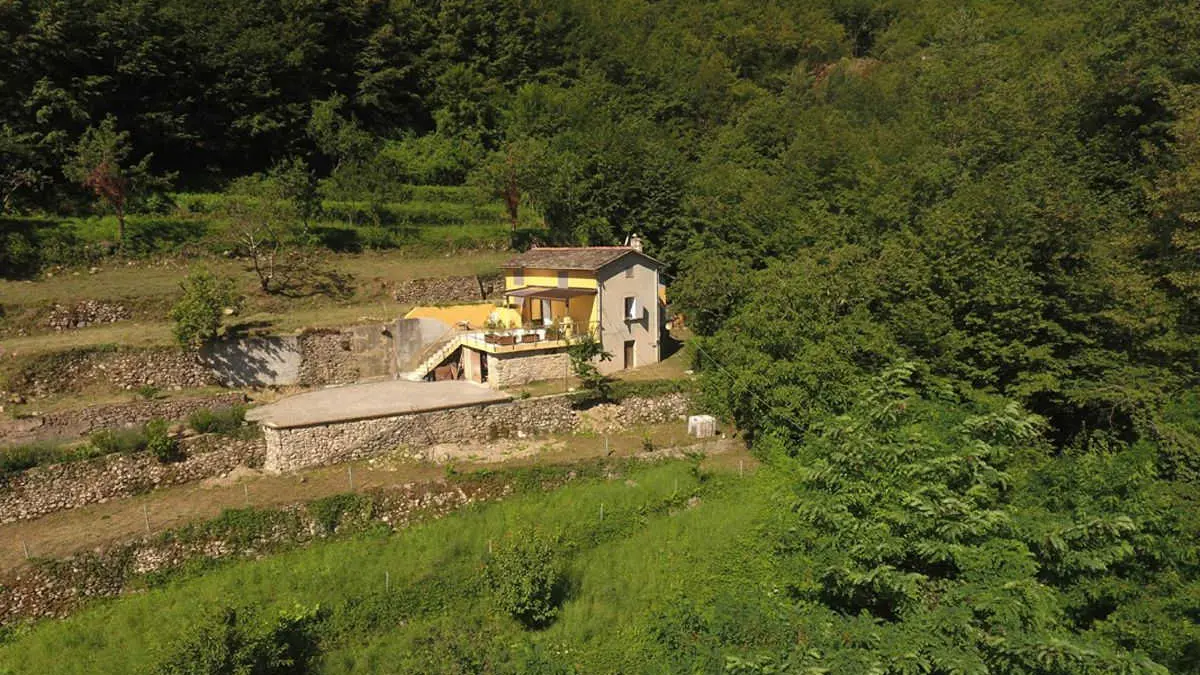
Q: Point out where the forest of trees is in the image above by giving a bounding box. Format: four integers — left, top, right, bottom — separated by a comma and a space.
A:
2, 0, 1200, 670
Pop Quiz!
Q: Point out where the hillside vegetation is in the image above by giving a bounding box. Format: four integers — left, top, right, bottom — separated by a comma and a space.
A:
1, 0, 1199, 672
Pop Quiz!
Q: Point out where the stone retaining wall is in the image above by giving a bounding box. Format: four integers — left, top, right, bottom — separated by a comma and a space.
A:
0, 393, 246, 446
297, 330, 359, 386
576, 393, 692, 434
0, 435, 264, 523
4, 347, 216, 398
391, 274, 502, 305
263, 392, 692, 473
0, 477, 514, 625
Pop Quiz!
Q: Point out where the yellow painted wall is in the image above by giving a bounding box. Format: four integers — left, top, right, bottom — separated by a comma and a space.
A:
403, 303, 497, 329
504, 268, 598, 291
505, 268, 600, 330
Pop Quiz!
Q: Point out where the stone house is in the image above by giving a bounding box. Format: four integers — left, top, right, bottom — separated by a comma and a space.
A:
406, 237, 665, 388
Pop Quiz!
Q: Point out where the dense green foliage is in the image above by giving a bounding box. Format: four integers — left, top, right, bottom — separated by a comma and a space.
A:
153, 605, 323, 675
486, 531, 567, 628
3, 406, 1197, 672
186, 406, 250, 438
2, 0, 1200, 671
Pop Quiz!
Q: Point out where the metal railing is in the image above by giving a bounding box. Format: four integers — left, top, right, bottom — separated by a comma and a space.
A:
462, 320, 600, 350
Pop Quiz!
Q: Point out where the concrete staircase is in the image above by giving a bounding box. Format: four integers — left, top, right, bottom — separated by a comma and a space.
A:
400, 333, 466, 381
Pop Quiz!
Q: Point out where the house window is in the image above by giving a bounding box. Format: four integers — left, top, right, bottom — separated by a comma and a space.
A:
624, 296, 638, 321
624, 266, 634, 279
514, 270, 524, 287
558, 271, 568, 288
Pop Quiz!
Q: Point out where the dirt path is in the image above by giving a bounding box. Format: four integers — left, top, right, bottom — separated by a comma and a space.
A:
0, 429, 749, 572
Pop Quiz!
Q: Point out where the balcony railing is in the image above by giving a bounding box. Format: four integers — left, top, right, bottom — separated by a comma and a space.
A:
460, 320, 600, 351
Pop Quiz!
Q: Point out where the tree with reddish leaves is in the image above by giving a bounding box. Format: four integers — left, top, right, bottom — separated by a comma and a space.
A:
64, 116, 170, 246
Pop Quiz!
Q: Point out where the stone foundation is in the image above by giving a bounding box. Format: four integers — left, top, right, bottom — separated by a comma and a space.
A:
486, 350, 571, 388
0, 435, 264, 523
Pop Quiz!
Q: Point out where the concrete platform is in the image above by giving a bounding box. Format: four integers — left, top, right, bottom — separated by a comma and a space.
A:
246, 380, 511, 429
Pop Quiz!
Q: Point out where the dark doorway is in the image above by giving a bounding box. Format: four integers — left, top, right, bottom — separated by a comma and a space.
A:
623, 340, 635, 369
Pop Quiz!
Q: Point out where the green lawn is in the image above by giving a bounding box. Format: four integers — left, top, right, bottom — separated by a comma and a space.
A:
0, 462, 781, 674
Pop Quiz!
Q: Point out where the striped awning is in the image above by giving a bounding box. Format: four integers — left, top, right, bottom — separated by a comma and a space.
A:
505, 286, 597, 299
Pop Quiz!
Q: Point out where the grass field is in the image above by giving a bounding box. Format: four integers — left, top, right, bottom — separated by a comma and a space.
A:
0, 461, 782, 674
0, 250, 509, 355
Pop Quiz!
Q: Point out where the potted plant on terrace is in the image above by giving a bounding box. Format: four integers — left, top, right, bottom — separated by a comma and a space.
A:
495, 320, 518, 346
484, 317, 501, 343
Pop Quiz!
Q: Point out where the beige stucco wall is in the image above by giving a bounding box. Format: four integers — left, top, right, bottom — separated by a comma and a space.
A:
596, 258, 662, 374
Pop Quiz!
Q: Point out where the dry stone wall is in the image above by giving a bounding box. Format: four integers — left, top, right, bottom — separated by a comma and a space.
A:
264, 395, 580, 472
297, 330, 359, 386
0, 477, 515, 625
0, 392, 246, 446
488, 350, 571, 388
4, 347, 216, 398
43, 300, 130, 331
577, 393, 692, 434
0, 435, 264, 523
391, 274, 501, 305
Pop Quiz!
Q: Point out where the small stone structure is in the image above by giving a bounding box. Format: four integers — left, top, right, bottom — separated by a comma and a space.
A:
262, 395, 578, 472
259, 388, 692, 473
0, 435, 264, 523
0, 392, 245, 446
487, 350, 571, 388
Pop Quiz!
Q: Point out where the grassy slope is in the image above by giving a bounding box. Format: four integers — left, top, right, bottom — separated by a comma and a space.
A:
0, 462, 780, 674
2, 183, 528, 350
0, 250, 508, 357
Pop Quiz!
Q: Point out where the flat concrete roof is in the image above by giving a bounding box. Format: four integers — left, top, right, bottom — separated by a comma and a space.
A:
246, 380, 512, 429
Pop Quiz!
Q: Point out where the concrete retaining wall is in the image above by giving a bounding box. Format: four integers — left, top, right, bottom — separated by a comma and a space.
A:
194, 318, 450, 388
200, 337, 301, 387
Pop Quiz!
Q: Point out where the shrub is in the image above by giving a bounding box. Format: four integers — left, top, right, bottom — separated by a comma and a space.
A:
187, 405, 247, 436
1, 440, 110, 475
0, 442, 68, 475
567, 335, 614, 403
136, 385, 161, 400
487, 532, 567, 629
169, 267, 243, 348
89, 426, 149, 454
153, 604, 322, 675
144, 419, 181, 463
307, 493, 373, 534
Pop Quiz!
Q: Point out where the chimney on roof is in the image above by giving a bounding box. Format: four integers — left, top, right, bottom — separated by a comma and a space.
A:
627, 233, 643, 252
